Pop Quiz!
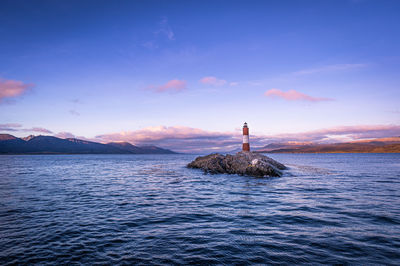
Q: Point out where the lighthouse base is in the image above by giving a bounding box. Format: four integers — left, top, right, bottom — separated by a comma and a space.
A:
242, 143, 250, 152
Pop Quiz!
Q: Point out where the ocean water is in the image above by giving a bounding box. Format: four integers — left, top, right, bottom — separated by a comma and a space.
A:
0, 153, 399, 265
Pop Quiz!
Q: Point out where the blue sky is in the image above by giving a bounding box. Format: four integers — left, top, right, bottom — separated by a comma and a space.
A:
1, 0, 400, 152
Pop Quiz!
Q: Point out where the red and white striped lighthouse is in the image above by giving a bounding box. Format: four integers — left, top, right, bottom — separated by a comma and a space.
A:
242, 122, 250, 152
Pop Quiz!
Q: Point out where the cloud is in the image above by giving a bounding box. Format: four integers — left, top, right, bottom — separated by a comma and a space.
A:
156, 17, 175, 41
69, 110, 80, 116
142, 41, 158, 49
96, 126, 228, 141
200, 76, 227, 86
54, 131, 92, 141
279, 125, 400, 143
0, 123, 53, 134
264, 88, 333, 102
255, 125, 400, 145
95, 126, 240, 153
0, 78, 34, 103
0, 123, 22, 131
293, 63, 367, 76
55, 132, 76, 139
147, 79, 187, 93
229, 82, 239, 86
23, 127, 53, 134
70, 98, 81, 104
142, 17, 175, 50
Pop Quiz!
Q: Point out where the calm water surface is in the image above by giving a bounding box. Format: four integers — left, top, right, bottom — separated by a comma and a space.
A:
0, 153, 399, 265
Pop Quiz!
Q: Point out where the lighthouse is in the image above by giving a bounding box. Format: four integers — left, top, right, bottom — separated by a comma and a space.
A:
242, 122, 250, 152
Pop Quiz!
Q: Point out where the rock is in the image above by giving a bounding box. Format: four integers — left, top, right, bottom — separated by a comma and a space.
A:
187, 152, 286, 177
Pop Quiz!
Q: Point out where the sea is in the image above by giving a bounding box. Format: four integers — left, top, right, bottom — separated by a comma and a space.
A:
0, 153, 399, 265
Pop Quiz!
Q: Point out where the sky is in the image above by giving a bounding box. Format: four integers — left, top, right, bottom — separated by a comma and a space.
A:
1, 0, 400, 152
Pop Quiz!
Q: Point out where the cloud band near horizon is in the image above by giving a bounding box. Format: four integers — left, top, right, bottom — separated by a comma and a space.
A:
2, 124, 400, 153
93, 124, 400, 153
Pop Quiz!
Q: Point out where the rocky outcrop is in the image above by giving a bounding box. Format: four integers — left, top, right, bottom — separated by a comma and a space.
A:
187, 152, 286, 177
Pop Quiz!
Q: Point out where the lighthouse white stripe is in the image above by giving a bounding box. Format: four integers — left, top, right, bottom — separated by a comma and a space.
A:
243, 135, 249, 143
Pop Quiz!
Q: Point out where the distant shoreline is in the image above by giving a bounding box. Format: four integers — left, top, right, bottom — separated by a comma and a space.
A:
0, 153, 182, 155
1, 152, 399, 155
258, 151, 400, 154
255, 137, 400, 154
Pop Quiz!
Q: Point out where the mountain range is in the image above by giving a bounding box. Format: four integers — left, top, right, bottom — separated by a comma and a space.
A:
255, 137, 400, 153
2, 134, 399, 155
0, 134, 177, 154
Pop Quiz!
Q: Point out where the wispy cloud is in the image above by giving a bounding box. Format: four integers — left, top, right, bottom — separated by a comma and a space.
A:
264, 88, 333, 102
23, 127, 53, 134
69, 110, 80, 116
267, 125, 400, 143
0, 123, 23, 131
0, 78, 34, 103
147, 79, 187, 93
55, 132, 76, 139
293, 63, 367, 76
95, 126, 240, 153
54, 131, 91, 141
0, 123, 53, 134
142, 17, 175, 50
70, 98, 81, 104
141, 41, 158, 49
156, 17, 175, 41
200, 76, 227, 86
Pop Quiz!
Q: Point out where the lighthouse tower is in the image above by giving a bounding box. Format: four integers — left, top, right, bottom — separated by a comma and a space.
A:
242, 122, 250, 152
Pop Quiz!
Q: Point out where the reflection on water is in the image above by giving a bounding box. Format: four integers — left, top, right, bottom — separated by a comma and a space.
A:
0, 153, 399, 265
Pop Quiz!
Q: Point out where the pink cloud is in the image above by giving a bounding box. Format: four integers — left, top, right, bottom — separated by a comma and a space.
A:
26, 127, 53, 134
95, 126, 239, 153
263, 125, 400, 144
264, 88, 333, 102
0, 123, 23, 131
0, 78, 34, 103
147, 79, 187, 93
200, 76, 227, 86
0, 123, 53, 134
54, 131, 92, 141
301, 125, 400, 141
96, 126, 231, 142
55, 132, 76, 139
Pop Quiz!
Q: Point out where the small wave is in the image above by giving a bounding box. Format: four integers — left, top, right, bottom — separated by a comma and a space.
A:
289, 164, 334, 175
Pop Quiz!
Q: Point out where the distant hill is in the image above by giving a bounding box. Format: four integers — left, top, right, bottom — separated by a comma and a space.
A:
107, 142, 144, 153
0, 134, 177, 154
107, 142, 176, 154
256, 137, 400, 153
